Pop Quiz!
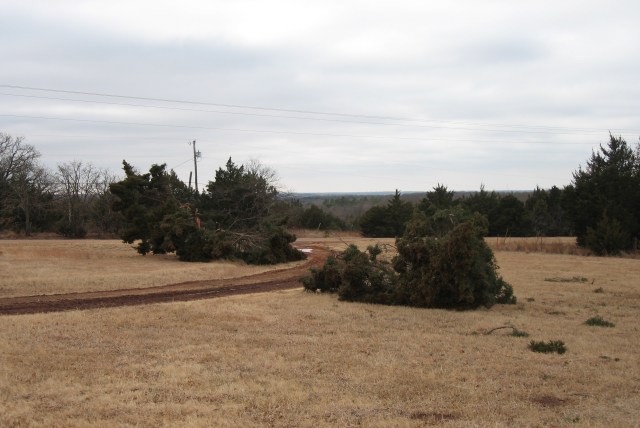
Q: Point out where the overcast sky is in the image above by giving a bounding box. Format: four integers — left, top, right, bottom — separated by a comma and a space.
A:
1, 1, 639, 193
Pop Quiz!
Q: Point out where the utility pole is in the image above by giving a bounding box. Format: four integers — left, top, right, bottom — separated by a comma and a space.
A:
189, 140, 201, 193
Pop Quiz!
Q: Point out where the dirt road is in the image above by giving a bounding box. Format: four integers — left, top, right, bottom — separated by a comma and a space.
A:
0, 246, 330, 316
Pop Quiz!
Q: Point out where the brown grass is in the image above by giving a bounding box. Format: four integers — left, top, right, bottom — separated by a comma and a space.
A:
0, 240, 306, 298
487, 236, 588, 255
1, 239, 639, 426
297, 232, 589, 256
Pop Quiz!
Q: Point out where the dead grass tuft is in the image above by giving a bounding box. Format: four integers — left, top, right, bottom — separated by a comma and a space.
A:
409, 411, 457, 422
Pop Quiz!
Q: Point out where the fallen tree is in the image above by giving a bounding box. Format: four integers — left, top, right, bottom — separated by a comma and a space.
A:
303, 209, 515, 309
110, 159, 305, 264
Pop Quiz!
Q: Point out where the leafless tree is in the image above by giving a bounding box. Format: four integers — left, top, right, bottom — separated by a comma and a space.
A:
0, 133, 52, 235
246, 158, 280, 190
55, 161, 105, 237
0, 133, 40, 183
91, 169, 123, 236
10, 165, 53, 236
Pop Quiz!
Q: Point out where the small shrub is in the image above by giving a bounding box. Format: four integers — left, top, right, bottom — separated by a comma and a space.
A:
593, 287, 604, 293
366, 244, 383, 261
495, 282, 517, 304
585, 316, 615, 327
565, 415, 581, 424
529, 340, 567, 354
511, 328, 530, 337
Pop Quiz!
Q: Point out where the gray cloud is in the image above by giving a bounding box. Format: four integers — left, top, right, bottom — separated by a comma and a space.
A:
1, 1, 639, 192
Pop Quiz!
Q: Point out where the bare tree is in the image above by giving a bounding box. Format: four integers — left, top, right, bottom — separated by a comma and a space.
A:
55, 161, 104, 237
0, 133, 40, 183
11, 165, 53, 236
91, 169, 123, 236
0, 133, 52, 235
246, 158, 280, 190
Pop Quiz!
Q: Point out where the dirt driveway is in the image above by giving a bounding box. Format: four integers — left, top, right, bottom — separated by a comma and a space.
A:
0, 246, 330, 315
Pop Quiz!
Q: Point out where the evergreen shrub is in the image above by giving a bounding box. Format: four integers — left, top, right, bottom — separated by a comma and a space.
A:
529, 340, 567, 354
303, 210, 516, 310
585, 316, 615, 327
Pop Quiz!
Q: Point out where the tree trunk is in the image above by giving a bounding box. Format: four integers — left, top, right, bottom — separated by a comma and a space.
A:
24, 196, 31, 237
25, 207, 31, 236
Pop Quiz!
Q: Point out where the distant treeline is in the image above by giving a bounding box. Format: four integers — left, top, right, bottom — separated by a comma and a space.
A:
300, 185, 570, 238
292, 134, 640, 255
293, 189, 537, 235
2, 132, 639, 255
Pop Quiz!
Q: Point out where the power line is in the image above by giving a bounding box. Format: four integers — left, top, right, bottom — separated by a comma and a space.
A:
0, 113, 599, 145
0, 84, 420, 120
170, 158, 194, 169
2, 84, 634, 135
0, 91, 607, 136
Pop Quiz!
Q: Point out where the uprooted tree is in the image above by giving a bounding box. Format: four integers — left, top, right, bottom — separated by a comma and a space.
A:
302, 208, 515, 310
110, 158, 305, 264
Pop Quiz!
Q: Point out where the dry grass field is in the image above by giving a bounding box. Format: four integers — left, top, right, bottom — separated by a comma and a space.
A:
0, 240, 306, 298
1, 237, 639, 426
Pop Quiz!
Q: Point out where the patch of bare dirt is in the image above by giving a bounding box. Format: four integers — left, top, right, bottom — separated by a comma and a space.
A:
531, 394, 570, 408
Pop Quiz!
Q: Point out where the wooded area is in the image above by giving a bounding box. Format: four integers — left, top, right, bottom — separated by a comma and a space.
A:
1, 132, 639, 257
